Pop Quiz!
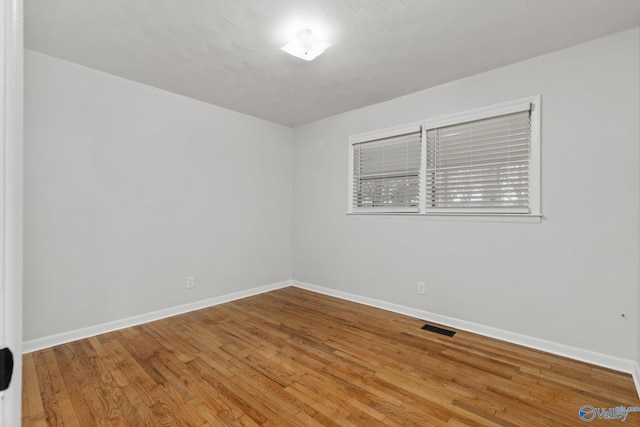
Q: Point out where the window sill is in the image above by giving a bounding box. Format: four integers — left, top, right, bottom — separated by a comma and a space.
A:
346, 212, 543, 224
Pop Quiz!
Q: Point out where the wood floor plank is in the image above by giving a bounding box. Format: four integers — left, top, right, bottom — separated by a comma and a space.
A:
32, 350, 64, 426
22, 287, 640, 426
23, 353, 47, 427
43, 347, 81, 426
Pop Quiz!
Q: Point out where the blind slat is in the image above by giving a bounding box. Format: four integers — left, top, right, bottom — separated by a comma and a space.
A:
434, 137, 530, 154
428, 157, 529, 172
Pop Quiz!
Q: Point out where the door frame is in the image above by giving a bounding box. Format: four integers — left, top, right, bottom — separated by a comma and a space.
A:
1, 0, 23, 425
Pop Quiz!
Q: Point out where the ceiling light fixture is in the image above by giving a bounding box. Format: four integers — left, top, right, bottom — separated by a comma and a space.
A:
280, 29, 330, 61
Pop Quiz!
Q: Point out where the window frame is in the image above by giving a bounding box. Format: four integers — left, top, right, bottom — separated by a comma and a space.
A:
347, 95, 541, 221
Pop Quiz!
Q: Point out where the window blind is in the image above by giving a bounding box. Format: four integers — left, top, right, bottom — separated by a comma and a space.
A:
425, 109, 531, 212
352, 131, 421, 212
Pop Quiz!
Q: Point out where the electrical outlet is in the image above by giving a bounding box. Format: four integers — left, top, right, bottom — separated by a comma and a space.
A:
186, 276, 195, 289
417, 281, 426, 295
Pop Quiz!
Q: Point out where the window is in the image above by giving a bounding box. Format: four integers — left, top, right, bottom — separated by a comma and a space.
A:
348, 96, 541, 218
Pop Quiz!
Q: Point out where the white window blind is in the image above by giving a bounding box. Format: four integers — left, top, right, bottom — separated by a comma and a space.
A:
425, 109, 531, 213
348, 96, 540, 218
352, 131, 421, 212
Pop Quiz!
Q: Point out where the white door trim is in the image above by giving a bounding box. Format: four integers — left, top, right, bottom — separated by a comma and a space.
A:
1, 0, 23, 425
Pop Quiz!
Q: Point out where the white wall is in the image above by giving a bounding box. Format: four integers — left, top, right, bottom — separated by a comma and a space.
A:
292, 28, 640, 360
24, 50, 292, 342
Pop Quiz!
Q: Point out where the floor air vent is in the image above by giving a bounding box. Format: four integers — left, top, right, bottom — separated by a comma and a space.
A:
421, 324, 456, 337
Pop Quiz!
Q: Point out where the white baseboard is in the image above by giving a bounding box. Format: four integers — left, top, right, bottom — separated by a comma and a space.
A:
292, 280, 640, 397
23, 278, 640, 399
22, 281, 291, 353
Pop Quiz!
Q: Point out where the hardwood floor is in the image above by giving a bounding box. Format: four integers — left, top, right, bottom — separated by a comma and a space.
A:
22, 287, 640, 426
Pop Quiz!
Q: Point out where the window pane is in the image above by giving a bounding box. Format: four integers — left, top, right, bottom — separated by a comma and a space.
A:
353, 132, 421, 211
426, 111, 531, 212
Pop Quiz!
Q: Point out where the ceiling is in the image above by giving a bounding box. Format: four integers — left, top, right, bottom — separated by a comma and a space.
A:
25, 0, 640, 127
